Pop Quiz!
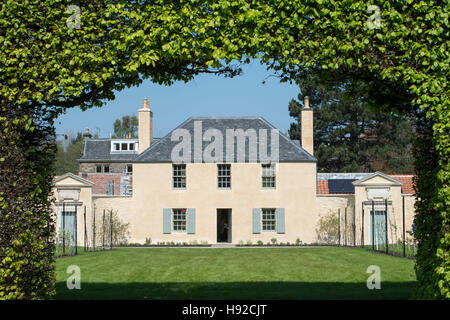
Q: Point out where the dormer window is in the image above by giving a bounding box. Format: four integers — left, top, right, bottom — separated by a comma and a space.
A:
110, 140, 138, 152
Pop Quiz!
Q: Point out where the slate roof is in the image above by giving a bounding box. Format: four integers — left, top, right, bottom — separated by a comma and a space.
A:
134, 117, 317, 163
78, 138, 160, 162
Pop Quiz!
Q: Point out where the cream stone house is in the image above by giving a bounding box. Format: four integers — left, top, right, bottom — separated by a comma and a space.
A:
52, 98, 416, 246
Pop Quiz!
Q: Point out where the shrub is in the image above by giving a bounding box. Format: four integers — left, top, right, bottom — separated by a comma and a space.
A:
315, 211, 339, 245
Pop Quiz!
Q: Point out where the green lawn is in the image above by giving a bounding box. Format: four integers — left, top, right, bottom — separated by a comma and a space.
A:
55, 247, 417, 299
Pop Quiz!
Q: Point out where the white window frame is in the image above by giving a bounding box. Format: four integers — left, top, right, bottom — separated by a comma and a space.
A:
262, 163, 276, 189
218, 164, 231, 189
172, 164, 186, 189
261, 208, 276, 232
110, 140, 139, 152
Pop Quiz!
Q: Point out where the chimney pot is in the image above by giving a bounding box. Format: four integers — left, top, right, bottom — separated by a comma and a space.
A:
304, 96, 310, 109
143, 98, 150, 109
83, 127, 92, 140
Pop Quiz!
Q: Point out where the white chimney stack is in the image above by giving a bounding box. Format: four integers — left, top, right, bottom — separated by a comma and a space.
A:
138, 98, 153, 154
301, 96, 314, 155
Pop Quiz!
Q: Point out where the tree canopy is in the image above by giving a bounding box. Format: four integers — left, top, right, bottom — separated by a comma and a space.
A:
288, 72, 415, 173
54, 132, 84, 175
112, 115, 139, 139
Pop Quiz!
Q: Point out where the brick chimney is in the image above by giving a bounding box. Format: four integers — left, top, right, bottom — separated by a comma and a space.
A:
301, 96, 314, 155
138, 98, 153, 154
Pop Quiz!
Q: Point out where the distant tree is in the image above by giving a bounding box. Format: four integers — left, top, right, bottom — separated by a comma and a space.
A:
112, 115, 138, 138
289, 72, 415, 174
54, 132, 83, 175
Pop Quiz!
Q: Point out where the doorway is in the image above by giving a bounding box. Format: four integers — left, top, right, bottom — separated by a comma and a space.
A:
370, 210, 387, 247
217, 209, 232, 243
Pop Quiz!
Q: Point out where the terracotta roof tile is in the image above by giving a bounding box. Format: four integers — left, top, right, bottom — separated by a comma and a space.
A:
317, 180, 329, 194
389, 175, 416, 194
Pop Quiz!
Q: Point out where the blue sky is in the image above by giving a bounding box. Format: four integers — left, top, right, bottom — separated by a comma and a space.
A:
55, 60, 301, 139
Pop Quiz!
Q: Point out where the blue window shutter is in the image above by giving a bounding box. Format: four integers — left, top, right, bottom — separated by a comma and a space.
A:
276, 208, 285, 234
187, 208, 196, 234
163, 208, 171, 234
252, 208, 261, 234
60, 207, 64, 232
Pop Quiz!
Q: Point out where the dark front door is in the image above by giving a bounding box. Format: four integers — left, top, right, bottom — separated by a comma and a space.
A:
217, 209, 231, 243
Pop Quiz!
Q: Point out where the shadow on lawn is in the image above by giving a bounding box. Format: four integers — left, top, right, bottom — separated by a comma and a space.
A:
55, 281, 416, 300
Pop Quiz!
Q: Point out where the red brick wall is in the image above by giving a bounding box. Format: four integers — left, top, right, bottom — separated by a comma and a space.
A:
78, 173, 132, 195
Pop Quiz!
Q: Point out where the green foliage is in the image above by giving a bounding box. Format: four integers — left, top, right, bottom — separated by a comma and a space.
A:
288, 71, 415, 173
96, 210, 130, 246
0, 115, 56, 299
412, 110, 448, 299
112, 115, 138, 139
0, 0, 448, 299
54, 132, 84, 175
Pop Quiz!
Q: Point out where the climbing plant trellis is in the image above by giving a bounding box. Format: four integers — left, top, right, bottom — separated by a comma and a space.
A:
331, 198, 417, 258
55, 205, 114, 257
